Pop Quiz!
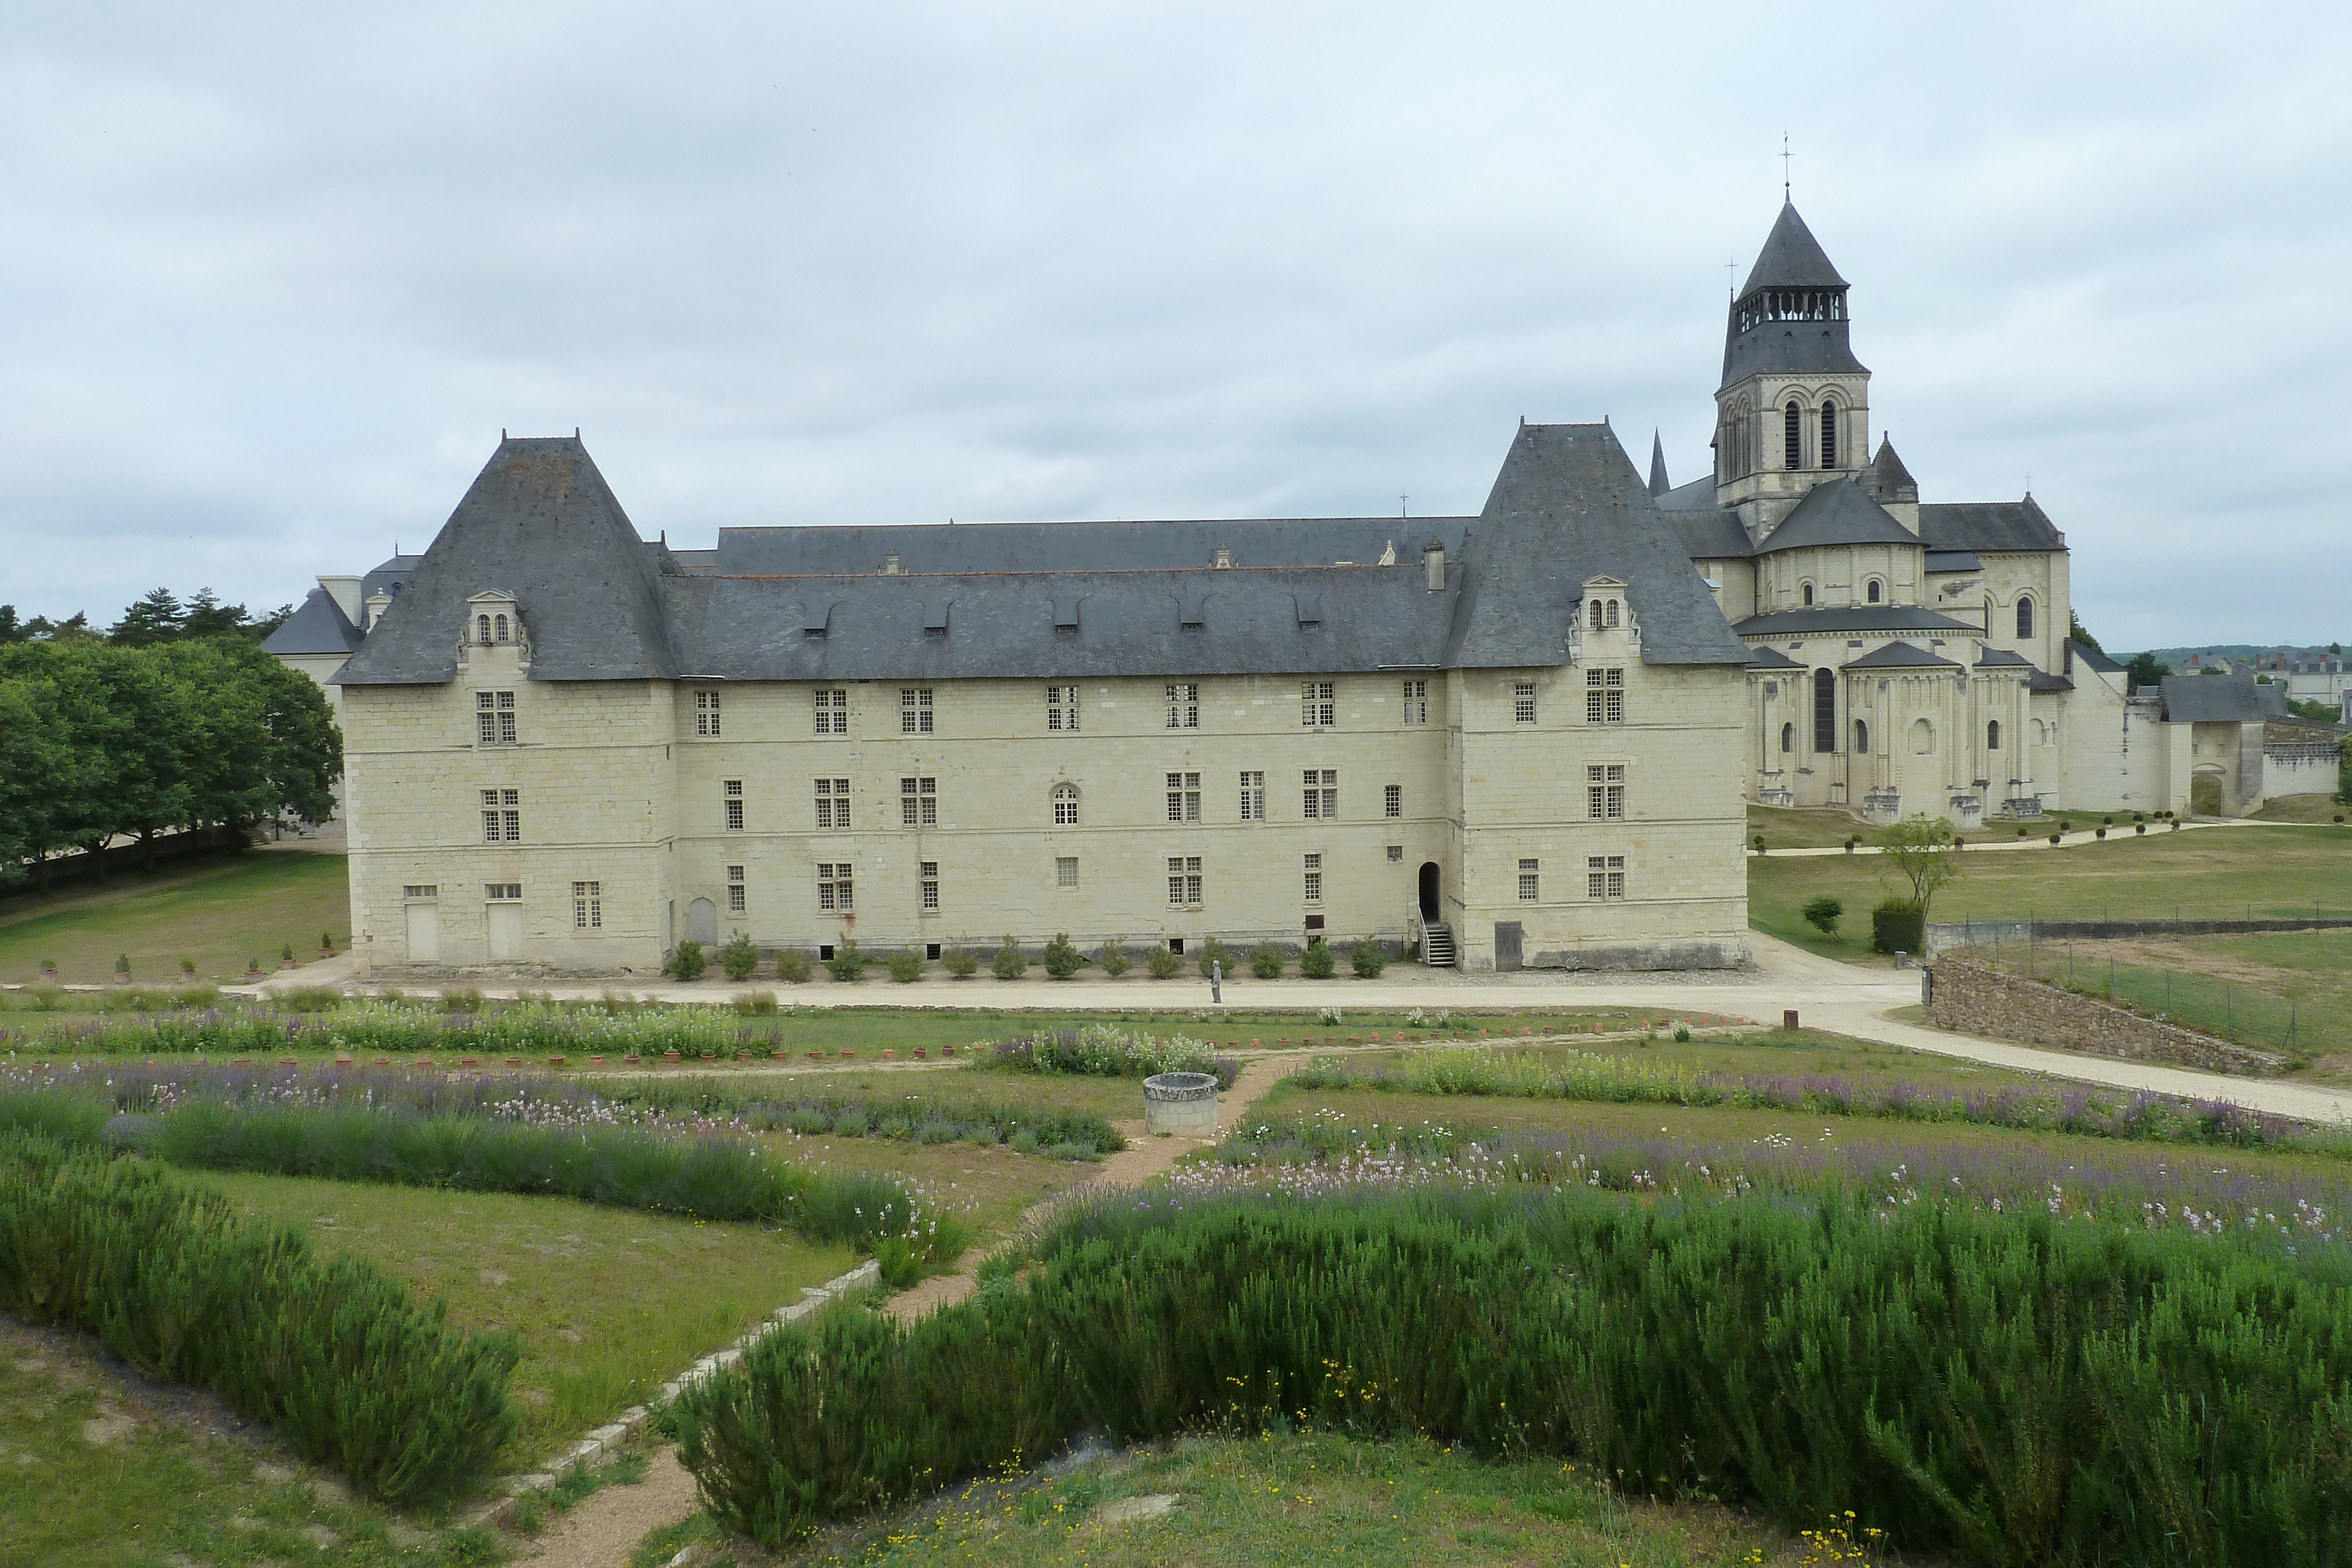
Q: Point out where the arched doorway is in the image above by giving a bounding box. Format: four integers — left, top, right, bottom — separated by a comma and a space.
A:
1418, 862, 1440, 922
2190, 768, 2223, 817
687, 897, 718, 946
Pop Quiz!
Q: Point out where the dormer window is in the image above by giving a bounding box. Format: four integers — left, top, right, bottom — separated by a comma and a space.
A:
477, 614, 492, 644
495, 614, 510, 643
1211, 546, 1234, 569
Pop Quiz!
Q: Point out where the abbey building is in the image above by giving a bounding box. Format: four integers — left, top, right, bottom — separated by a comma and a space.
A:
271, 202, 2201, 978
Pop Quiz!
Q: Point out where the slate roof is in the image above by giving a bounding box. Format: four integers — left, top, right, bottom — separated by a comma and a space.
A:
1975, 647, 2030, 667
333, 424, 1750, 690
2029, 668, 2075, 693
1667, 509, 1755, 560
1732, 605, 1979, 638
1860, 437, 1918, 504
2070, 640, 2123, 675
1722, 203, 1867, 387
361, 554, 422, 601
1760, 479, 1918, 553
1919, 497, 2065, 553
1740, 202, 1849, 293
260, 587, 363, 657
335, 437, 680, 685
2161, 674, 2272, 723
1745, 645, 1803, 669
1842, 640, 1957, 670
1925, 550, 1982, 573
1648, 432, 1670, 496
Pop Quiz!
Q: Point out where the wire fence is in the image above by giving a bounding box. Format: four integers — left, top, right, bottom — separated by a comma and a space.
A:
1948, 937, 2332, 1058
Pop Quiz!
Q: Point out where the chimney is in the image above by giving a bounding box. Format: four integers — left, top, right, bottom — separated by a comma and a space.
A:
1422, 538, 1446, 592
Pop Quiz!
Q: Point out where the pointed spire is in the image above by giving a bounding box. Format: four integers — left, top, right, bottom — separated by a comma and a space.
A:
1739, 200, 1848, 296
1862, 435, 1917, 504
1648, 430, 1670, 496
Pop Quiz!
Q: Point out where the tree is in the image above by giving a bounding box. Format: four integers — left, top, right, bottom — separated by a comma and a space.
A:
0, 606, 20, 644
21, 611, 93, 642
2123, 651, 2170, 691
109, 589, 187, 646
1874, 813, 1963, 917
2068, 611, 2103, 654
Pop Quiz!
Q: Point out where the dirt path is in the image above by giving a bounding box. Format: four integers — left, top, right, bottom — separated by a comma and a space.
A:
516, 1053, 1305, 1567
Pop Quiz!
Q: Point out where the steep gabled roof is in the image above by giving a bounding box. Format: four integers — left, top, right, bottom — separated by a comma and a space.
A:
335, 436, 679, 685
1648, 432, 1670, 496
1860, 437, 1918, 504
260, 586, 363, 657
2161, 673, 2269, 723
1448, 423, 1749, 669
1760, 479, 1917, 552
1842, 640, 1958, 670
1919, 497, 2065, 553
1733, 604, 1979, 637
1740, 202, 1849, 293
2071, 640, 2123, 675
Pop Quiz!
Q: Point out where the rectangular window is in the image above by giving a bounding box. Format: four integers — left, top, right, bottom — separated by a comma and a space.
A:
1165, 771, 1200, 823
1302, 852, 1322, 903
1302, 768, 1337, 820
476, 690, 517, 744
1585, 764, 1625, 820
1046, 685, 1080, 732
813, 688, 848, 734
1518, 858, 1539, 901
1384, 784, 1402, 819
1301, 680, 1335, 727
486, 882, 522, 901
1585, 667, 1625, 724
574, 880, 603, 928
1586, 855, 1626, 901
1401, 678, 1428, 724
1387, 845, 1404, 862
1238, 770, 1265, 820
817, 862, 853, 911
1166, 854, 1202, 906
1166, 683, 1199, 729
403, 884, 439, 899
694, 690, 721, 737
900, 776, 937, 827
814, 777, 850, 830
1055, 855, 1079, 888
1513, 680, 1538, 724
480, 787, 520, 842
726, 865, 746, 914
920, 860, 940, 910
901, 687, 933, 734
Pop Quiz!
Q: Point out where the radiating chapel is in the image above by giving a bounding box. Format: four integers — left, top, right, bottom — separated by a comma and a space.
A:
271, 203, 2177, 977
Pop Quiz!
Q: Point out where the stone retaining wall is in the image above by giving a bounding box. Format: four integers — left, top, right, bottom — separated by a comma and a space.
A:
1925, 916, 2352, 957
1923, 957, 2285, 1077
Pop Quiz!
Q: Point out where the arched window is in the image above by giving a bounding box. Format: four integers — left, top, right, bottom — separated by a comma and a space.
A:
1604, 599, 1620, 629
1051, 783, 1080, 825
1854, 718, 1870, 754
1813, 669, 1836, 753
494, 613, 510, 643
476, 614, 492, 645
1802, 582, 1815, 607
1910, 718, 1935, 755
2016, 596, 2035, 640
1820, 402, 1839, 468
1588, 599, 1603, 631
1866, 579, 1882, 604
1987, 719, 2002, 751
1779, 721, 1794, 754
1784, 402, 1803, 468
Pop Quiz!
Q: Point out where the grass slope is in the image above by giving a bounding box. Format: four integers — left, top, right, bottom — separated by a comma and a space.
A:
0, 851, 350, 985
195, 1170, 854, 1469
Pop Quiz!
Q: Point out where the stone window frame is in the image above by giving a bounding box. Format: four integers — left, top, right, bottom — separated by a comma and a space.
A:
813, 688, 848, 735
1384, 783, 1402, 819
476, 690, 517, 745
1302, 852, 1323, 904
694, 690, 721, 737
1585, 855, 1625, 901
919, 861, 940, 910
574, 880, 604, 928
1165, 771, 1201, 823
1055, 855, 1080, 889
1238, 771, 1265, 821
723, 778, 745, 832
1046, 685, 1080, 732
1301, 680, 1335, 727
1166, 683, 1200, 730
901, 687, 934, 734
1518, 858, 1540, 901
1401, 678, 1428, 724
726, 865, 746, 915
1585, 763, 1625, 820
1166, 854, 1203, 907
1585, 667, 1625, 724
1051, 783, 1080, 825
900, 775, 938, 827
813, 777, 850, 831
1302, 768, 1337, 820
480, 787, 519, 842
1512, 680, 1538, 725
816, 862, 854, 912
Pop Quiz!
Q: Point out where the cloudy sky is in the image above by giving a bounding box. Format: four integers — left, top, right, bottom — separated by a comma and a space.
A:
3, 1, 2345, 651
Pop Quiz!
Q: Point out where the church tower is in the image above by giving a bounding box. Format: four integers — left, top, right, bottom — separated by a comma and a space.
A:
1713, 202, 1873, 542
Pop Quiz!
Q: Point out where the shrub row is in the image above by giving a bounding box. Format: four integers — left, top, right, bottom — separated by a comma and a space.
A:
0, 1091, 964, 1263
1285, 1046, 2309, 1151
985, 1023, 1238, 1087
674, 1185, 2352, 1564
0, 1130, 517, 1503
610, 1080, 1126, 1157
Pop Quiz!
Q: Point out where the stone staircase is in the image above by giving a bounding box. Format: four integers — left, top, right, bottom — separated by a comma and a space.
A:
1421, 922, 1456, 968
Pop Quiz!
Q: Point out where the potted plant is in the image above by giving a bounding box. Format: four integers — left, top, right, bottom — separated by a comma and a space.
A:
178, 957, 197, 977
244, 957, 263, 979
281, 943, 299, 969
37, 959, 57, 979
320, 931, 336, 958
112, 953, 131, 985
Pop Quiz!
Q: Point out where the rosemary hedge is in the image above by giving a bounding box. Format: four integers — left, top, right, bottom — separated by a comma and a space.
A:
0, 1131, 517, 1504
674, 1186, 2352, 1564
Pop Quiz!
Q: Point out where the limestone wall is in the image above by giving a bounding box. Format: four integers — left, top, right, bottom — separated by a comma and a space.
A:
1923, 957, 2284, 1076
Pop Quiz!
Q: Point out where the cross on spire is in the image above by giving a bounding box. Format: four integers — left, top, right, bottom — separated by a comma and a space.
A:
1780, 133, 1792, 199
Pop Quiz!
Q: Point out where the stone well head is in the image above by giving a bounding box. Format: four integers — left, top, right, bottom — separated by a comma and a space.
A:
1142, 1070, 1220, 1138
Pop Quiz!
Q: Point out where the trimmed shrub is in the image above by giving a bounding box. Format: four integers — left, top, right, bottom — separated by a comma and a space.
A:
1042, 934, 1084, 980
1801, 895, 1843, 935
1248, 945, 1285, 980
1350, 938, 1386, 978
733, 990, 780, 1015
1298, 940, 1337, 979
773, 950, 813, 984
992, 937, 1028, 981
1194, 937, 1234, 980
1146, 948, 1184, 980
719, 932, 760, 982
987, 1024, 1231, 1086
0, 1131, 518, 1503
674, 1185, 2352, 1564
824, 942, 868, 984
1097, 937, 1132, 978
886, 951, 924, 984
943, 948, 979, 979
1870, 901, 1925, 955
667, 940, 707, 981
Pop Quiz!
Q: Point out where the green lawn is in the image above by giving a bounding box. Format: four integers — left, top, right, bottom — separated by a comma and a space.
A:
750, 1427, 1855, 1568
0, 1318, 499, 1565
757, 1125, 1106, 1248
2253, 795, 2350, 824
0, 850, 350, 985
193, 1170, 855, 1470
1750, 823, 2352, 961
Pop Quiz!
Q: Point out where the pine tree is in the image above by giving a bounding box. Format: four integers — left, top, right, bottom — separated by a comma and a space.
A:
109, 588, 186, 646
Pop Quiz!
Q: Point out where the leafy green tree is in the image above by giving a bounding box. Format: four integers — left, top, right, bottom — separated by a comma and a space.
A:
109, 588, 187, 646
1873, 813, 1963, 920
2123, 651, 2170, 691
0, 606, 21, 644
2067, 612, 2102, 654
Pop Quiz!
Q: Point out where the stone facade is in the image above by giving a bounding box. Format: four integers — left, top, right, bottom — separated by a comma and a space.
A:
1923, 957, 2284, 1076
